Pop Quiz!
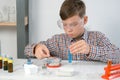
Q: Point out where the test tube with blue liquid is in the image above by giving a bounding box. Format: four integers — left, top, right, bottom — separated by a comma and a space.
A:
68, 49, 72, 63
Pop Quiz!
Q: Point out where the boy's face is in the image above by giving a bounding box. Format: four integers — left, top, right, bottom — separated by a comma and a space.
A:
62, 15, 88, 38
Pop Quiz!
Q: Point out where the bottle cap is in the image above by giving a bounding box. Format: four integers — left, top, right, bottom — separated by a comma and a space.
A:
0, 56, 2, 60
27, 58, 32, 64
3, 58, 8, 61
8, 59, 13, 63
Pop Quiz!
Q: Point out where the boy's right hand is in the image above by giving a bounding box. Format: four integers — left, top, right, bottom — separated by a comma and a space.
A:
34, 44, 50, 59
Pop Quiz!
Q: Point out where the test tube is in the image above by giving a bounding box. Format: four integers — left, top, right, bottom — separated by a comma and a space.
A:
68, 49, 72, 63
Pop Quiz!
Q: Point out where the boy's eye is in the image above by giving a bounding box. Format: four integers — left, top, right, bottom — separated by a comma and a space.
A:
63, 24, 67, 27
71, 23, 78, 27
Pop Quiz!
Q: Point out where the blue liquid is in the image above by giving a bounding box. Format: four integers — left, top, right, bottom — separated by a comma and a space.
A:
68, 49, 72, 63
27, 58, 32, 64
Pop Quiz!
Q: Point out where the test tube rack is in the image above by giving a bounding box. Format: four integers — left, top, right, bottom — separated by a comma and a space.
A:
101, 60, 120, 80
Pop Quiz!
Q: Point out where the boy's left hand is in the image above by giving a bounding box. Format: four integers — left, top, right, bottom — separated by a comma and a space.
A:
69, 40, 90, 55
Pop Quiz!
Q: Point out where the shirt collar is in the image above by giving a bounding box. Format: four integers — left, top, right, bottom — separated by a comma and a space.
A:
67, 28, 88, 42
81, 29, 88, 42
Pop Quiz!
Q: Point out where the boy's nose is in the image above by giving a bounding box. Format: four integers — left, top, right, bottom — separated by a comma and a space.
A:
66, 28, 73, 32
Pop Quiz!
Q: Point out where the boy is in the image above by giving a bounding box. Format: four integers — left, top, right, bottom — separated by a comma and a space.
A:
25, 0, 120, 63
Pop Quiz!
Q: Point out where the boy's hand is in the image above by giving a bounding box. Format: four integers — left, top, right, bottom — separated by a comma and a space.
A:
69, 40, 90, 55
34, 44, 50, 59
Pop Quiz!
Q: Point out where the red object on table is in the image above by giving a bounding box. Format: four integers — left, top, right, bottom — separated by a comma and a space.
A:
101, 60, 120, 80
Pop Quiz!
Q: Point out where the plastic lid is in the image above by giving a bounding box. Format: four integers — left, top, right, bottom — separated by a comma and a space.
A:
46, 57, 61, 64
46, 57, 61, 68
0, 57, 2, 60
3, 58, 8, 61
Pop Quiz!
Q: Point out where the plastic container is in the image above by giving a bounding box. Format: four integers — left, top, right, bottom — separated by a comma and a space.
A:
46, 57, 61, 68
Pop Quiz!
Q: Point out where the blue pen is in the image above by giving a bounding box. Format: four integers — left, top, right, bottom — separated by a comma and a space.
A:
68, 49, 72, 63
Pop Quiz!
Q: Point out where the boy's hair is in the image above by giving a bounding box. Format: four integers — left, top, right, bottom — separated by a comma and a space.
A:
60, 0, 86, 20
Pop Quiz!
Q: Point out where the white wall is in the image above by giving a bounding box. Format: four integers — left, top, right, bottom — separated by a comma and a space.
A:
29, 0, 64, 43
84, 0, 120, 47
29, 0, 120, 48
0, 27, 17, 58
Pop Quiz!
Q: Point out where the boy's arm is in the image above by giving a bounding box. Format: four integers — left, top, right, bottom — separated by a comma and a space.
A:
87, 32, 120, 64
24, 35, 59, 57
24, 43, 37, 57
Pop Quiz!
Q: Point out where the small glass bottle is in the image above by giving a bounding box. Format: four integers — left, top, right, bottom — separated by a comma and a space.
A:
0, 56, 2, 69
3, 56, 8, 70
8, 57, 13, 73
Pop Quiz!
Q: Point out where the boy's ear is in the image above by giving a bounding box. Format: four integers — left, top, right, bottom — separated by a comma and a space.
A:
84, 16, 88, 24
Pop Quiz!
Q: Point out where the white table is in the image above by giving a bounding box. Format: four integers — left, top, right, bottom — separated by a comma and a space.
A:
0, 59, 107, 80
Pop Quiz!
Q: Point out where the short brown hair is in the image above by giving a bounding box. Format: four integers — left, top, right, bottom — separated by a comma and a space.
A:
60, 0, 86, 20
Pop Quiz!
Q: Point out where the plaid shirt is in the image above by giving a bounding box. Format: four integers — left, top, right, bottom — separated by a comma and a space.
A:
24, 29, 120, 63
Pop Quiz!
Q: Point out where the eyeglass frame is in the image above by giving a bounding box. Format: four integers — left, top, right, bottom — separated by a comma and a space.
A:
57, 18, 84, 29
